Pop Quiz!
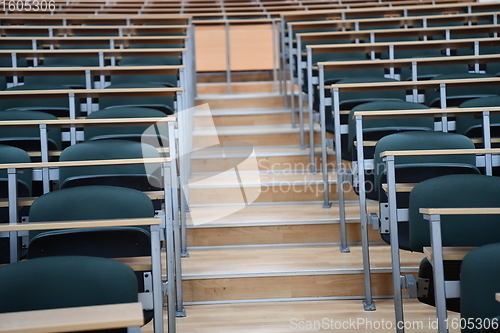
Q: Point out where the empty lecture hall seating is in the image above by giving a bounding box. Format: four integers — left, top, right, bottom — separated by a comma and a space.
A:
1, 1, 500, 333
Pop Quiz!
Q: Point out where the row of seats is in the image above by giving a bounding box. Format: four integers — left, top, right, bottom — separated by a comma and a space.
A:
279, 4, 500, 333
0, 14, 193, 333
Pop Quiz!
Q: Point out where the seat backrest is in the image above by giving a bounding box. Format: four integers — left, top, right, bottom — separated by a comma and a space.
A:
424, 73, 498, 107
58, 140, 162, 190
348, 100, 434, 156
408, 174, 500, 253
28, 185, 154, 257
1, 83, 78, 117
98, 82, 174, 114
456, 96, 500, 140
461, 243, 500, 332
84, 106, 169, 142
374, 131, 479, 198
0, 256, 138, 313
0, 110, 62, 152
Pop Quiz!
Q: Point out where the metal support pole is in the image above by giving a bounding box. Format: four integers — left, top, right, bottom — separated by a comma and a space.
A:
307, 47, 316, 172
319, 66, 330, 208
150, 223, 166, 333
335, 88, 348, 252
483, 111, 493, 176
162, 162, 176, 333
297, 36, 304, 147
426, 214, 449, 333
8, 168, 18, 263
355, 115, 375, 311
386, 155, 404, 332
39, 124, 50, 194
439, 83, 448, 132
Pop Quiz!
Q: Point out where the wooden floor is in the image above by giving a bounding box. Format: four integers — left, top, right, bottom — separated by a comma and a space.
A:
142, 299, 460, 333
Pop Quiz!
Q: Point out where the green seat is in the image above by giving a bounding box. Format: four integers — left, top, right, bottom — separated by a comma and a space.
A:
1, 83, 79, 117
424, 73, 498, 107
85, 106, 169, 142
0, 144, 32, 264
0, 110, 62, 157
461, 243, 500, 333
322, 76, 406, 161
110, 67, 178, 90
23, 65, 87, 89
0, 255, 138, 333
375, 132, 479, 250
348, 101, 434, 200
97, 83, 175, 114
26, 185, 155, 325
457, 96, 500, 148
58, 140, 162, 191
42, 44, 106, 67
409, 174, 500, 319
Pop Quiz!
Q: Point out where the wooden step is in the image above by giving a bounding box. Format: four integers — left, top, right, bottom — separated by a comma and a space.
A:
142, 299, 461, 332
181, 244, 423, 303
192, 124, 322, 148
195, 93, 292, 109
187, 171, 359, 205
197, 81, 280, 94
186, 202, 379, 247
194, 107, 303, 127
190, 146, 333, 173
196, 71, 275, 83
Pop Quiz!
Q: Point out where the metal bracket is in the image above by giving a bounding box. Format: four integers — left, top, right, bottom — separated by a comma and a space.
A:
379, 203, 390, 234
326, 138, 334, 150
367, 213, 380, 230
401, 274, 418, 298
417, 277, 430, 298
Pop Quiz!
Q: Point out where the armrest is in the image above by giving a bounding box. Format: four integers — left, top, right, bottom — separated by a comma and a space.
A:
423, 246, 477, 261
0, 302, 143, 333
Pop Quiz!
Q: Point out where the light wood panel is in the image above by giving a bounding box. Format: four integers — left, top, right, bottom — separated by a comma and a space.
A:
0, 303, 143, 333
193, 131, 322, 148
229, 24, 274, 71
142, 299, 461, 333
194, 25, 227, 72
195, 95, 286, 109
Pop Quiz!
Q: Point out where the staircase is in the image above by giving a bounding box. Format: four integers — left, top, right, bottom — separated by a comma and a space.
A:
147, 75, 436, 332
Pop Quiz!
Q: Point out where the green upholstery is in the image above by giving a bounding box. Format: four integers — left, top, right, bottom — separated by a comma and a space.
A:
348, 100, 433, 156
28, 185, 154, 241
0, 76, 6, 91
0, 110, 62, 153
97, 82, 175, 114
408, 174, 500, 253
457, 96, 500, 143
58, 140, 162, 190
42, 44, 106, 67
374, 131, 478, 193
424, 73, 498, 107
110, 69, 178, 90
85, 106, 169, 142
23, 65, 87, 89
0, 256, 138, 315
0, 144, 32, 264
374, 132, 479, 250
1, 83, 79, 117
461, 243, 500, 333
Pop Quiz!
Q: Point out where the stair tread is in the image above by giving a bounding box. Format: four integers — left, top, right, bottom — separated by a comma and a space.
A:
193, 124, 318, 136
182, 244, 422, 278
167, 299, 458, 332
189, 171, 338, 188
196, 107, 290, 116
187, 202, 377, 227
196, 92, 281, 100
191, 145, 320, 159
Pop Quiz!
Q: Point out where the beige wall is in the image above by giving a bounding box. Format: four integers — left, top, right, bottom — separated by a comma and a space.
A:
195, 23, 275, 72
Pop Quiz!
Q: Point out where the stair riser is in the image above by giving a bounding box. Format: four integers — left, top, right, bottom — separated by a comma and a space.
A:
197, 82, 279, 94
183, 272, 415, 302
188, 185, 359, 205
193, 132, 322, 148
195, 112, 307, 127
187, 223, 380, 247
191, 154, 327, 173
196, 96, 287, 109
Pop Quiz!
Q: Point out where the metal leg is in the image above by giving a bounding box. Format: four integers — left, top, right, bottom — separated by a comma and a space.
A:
355, 115, 375, 311
427, 215, 449, 333
386, 155, 404, 332
335, 90, 348, 253
319, 66, 330, 208
150, 224, 166, 333
307, 48, 316, 173
297, 37, 304, 148
8, 168, 18, 263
